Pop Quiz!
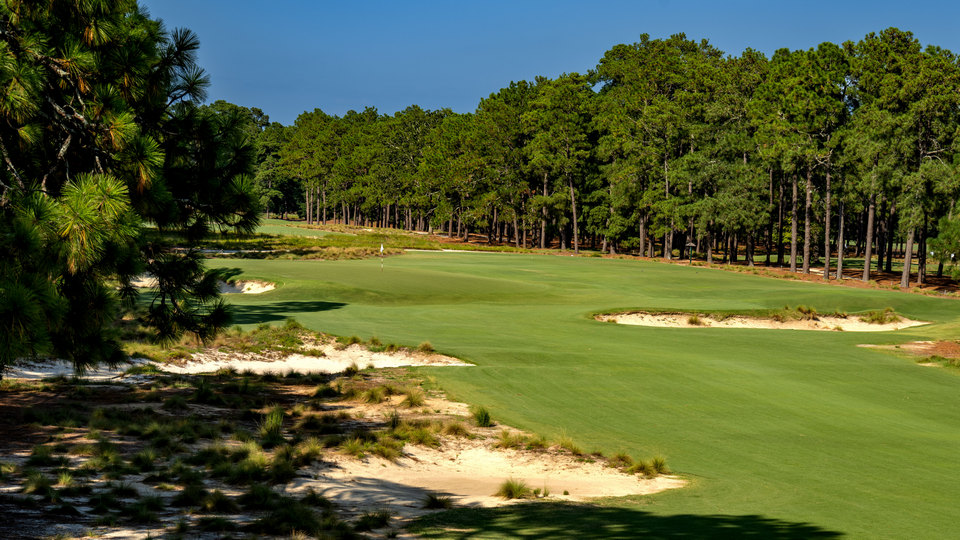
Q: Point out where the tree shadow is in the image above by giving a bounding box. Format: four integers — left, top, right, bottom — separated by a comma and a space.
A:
229, 301, 347, 325
409, 502, 844, 539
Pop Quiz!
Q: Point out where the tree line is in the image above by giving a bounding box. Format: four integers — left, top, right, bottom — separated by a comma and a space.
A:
237, 28, 960, 287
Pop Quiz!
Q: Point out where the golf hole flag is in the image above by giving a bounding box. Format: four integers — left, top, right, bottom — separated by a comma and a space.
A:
380, 244, 384, 254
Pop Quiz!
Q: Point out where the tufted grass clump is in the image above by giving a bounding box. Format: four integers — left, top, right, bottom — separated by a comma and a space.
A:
608, 452, 634, 469
471, 406, 493, 427
259, 405, 286, 447
355, 509, 392, 532
495, 478, 532, 499
860, 307, 900, 324
401, 387, 425, 407
422, 492, 454, 509
687, 314, 703, 326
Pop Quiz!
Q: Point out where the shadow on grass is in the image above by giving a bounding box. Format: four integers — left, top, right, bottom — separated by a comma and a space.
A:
409, 502, 843, 539
230, 301, 347, 325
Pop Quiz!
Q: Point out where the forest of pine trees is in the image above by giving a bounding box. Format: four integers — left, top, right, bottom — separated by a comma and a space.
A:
233, 28, 960, 287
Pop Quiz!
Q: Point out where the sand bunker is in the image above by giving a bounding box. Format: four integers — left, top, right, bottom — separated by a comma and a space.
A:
218, 280, 275, 294
293, 439, 684, 520
160, 344, 471, 375
129, 275, 275, 294
599, 311, 927, 332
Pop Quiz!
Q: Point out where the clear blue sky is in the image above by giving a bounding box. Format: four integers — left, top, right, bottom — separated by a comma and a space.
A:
141, 0, 960, 125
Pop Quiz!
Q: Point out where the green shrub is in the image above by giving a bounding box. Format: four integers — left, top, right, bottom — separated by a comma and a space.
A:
355, 509, 391, 532
687, 314, 703, 326
556, 435, 583, 456
495, 478, 532, 499
402, 388, 426, 407
171, 484, 208, 507
422, 492, 454, 509
417, 341, 435, 353
259, 405, 286, 447
201, 490, 240, 513
441, 421, 471, 438
493, 430, 527, 449
860, 307, 900, 324
608, 452, 634, 469
471, 406, 493, 427
162, 395, 188, 410
652, 455, 669, 474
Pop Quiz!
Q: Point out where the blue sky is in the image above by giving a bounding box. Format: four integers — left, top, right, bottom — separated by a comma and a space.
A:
141, 1, 960, 125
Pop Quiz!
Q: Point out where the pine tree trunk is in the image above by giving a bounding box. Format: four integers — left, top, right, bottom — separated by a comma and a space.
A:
706, 226, 713, 264
568, 175, 579, 254
862, 195, 876, 282
802, 165, 812, 274
823, 167, 831, 280
767, 167, 774, 265
790, 174, 798, 272
901, 228, 914, 288
777, 177, 785, 266
540, 173, 548, 249
917, 223, 927, 285
836, 202, 845, 280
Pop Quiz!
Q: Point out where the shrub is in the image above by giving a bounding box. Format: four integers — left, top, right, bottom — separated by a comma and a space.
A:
402, 388, 425, 407
355, 510, 391, 532
796, 305, 818, 321
26, 445, 63, 467
627, 459, 656, 477
364, 386, 387, 404
441, 421, 471, 438
471, 406, 493, 427
342, 362, 360, 377
201, 490, 240, 513
556, 435, 583, 456
608, 452, 634, 469
652, 456, 669, 474
417, 341, 435, 353
493, 430, 527, 449
171, 484, 209, 507
239, 483, 280, 511
162, 395, 188, 411
259, 405, 286, 447
495, 478, 532, 499
422, 492, 454, 509
860, 307, 900, 324
687, 314, 703, 326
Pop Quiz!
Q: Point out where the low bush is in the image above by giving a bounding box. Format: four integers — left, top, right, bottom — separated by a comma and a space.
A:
355, 509, 391, 532
471, 406, 493, 427
422, 492, 454, 509
495, 478, 532, 499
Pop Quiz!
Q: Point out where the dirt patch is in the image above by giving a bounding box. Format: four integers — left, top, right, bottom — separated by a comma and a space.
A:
860, 340, 960, 364
599, 311, 927, 332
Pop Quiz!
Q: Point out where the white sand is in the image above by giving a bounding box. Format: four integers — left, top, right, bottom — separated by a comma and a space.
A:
599, 312, 927, 332
130, 275, 275, 294
158, 344, 471, 375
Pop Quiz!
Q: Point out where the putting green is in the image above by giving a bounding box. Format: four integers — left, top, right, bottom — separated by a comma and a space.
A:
210, 253, 960, 538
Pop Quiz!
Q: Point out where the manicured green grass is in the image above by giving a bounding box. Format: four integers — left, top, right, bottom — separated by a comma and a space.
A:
209, 252, 960, 539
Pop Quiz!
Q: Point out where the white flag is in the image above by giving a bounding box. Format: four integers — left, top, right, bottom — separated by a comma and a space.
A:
380, 244, 384, 254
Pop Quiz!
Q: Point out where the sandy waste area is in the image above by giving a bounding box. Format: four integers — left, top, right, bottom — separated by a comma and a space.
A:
598, 311, 927, 332
130, 275, 275, 294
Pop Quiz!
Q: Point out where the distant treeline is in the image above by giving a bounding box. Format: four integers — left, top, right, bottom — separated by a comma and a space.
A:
226, 28, 960, 287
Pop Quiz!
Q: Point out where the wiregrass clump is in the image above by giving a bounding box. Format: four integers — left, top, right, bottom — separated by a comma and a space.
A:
495, 478, 532, 499
471, 406, 493, 427
860, 307, 900, 324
